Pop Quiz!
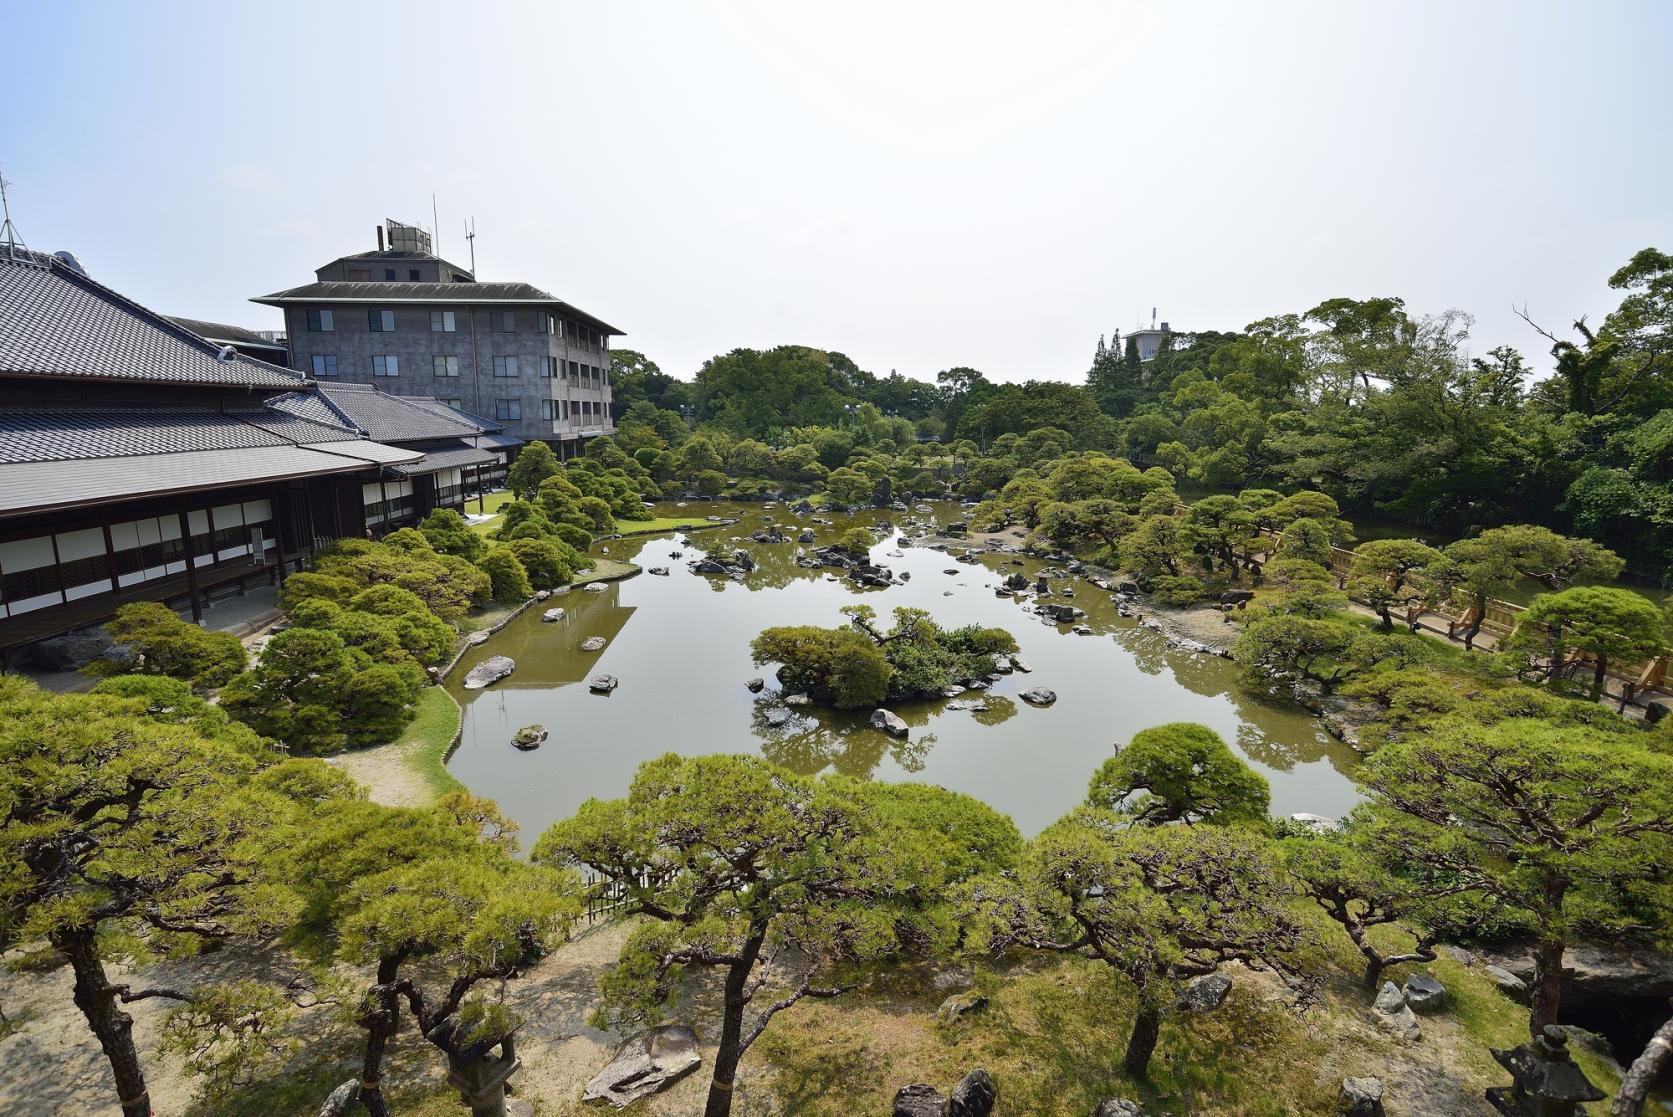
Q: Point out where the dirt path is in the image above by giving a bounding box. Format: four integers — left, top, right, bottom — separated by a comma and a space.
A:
328, 740, 436, 808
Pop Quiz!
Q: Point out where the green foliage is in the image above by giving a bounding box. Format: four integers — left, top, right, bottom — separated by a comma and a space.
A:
507, 440, 559, 498
221, 626, 424, 754
825, 466, 874, 507
475, 547, 533, 603
1120, 515, 1185, 578
534, 754, 1020, 1113
508, 537, 584, 589
1149, 575, 1205, 606
752, 625, 893, 709
1088, 723, 1271, 826
1360, 717, 1673, 1031
87, 601, 246, 690
1505, 585, 1666, 699
310, 537, 487, 620
832, 526, 876, 557
1345, 538, 1452, 629
417, 507, 486, 561
1234, 614, 1359, 691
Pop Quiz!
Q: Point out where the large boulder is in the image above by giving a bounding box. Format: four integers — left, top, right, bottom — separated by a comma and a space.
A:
1402, 972, 1448, 1014
542, 607, 566, 623
949, 1068, 996, 1117
580, 636, 607, 652
871, 709, 910, 739
745, 677, 765, 692
1484, 963, 1529, 1002
31, 626, 114, 671
1337, 1077, 1384, 1117
1091, 1102, 1148, 1117
1372, 981, 1421, 1041
1019, 688, 1057, 707
1484, 942, 1673, 1008
763, 707, 793, 728
463, 655, 515, 690
893, 1084, 947, 1117
588, 674, 618, 694
582, 1025, 701, 1107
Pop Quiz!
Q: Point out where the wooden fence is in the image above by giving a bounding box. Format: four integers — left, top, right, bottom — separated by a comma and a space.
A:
579, 867, 672, 927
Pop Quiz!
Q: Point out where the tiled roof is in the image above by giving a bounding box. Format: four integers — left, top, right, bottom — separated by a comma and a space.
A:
0, 407, 283, 465
232, 408, 362, 444
0, 249, 305, 388
267, 384, 488, 444
476, 432, 525, 451
0, 445, 388, 517
251, 280, 623, 334
386, 441, 499, 477
165, 316, 287, 351
396, 395, 505, 433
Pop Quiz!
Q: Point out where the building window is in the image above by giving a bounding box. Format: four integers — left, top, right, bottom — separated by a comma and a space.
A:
384, 268, 396, 280
442, 397, 463, 408
495, 398, 521, 420
347, 268, 371, 281
541, 399, 556, 420
539, 356, 554, 378
430, 310, 456, 332
368, 309, 395, 332
306, 308, 334, 332
373, 355, 399, 377
561, 400, 569, 420
409, 269, 421, 281
311, 354, 338, 377
433, 355, 459, 377
494, 310, 516, 332
493, 356, 518, 377
568, 360, 580, 380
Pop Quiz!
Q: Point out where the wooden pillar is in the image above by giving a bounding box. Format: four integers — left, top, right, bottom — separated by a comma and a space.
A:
177, 511, 203, 623
272, 485, 288, 587
100, 522, 120, 594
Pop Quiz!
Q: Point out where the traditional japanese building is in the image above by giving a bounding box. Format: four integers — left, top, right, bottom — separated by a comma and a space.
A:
0, 244, 508, 659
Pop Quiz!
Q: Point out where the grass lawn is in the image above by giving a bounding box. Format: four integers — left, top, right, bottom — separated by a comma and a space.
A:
393, 686, 465, 800
613, 515, 716, 536
466, 490, 517, 535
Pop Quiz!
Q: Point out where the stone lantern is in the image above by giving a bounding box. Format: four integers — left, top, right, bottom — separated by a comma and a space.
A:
429, 1018, 523, 1117
1486, 1025, 1605, 1117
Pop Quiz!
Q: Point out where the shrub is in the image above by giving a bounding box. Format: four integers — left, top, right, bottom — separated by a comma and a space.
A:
417, 508, 486, 561
1150, 575, 1206, 606
692, 469, 728, 497
576, 496, 617, 533
476, 548, 533, 603
89, 602, 246, 690
509, 538, 583, 590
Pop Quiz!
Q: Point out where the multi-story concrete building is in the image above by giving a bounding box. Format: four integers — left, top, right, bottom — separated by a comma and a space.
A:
254, 220, 621, 454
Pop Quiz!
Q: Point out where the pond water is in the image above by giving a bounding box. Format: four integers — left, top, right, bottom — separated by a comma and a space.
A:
445, 502, 1362, 839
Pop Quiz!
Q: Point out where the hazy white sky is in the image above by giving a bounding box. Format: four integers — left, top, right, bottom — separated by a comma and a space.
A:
3, 1, 1669, 383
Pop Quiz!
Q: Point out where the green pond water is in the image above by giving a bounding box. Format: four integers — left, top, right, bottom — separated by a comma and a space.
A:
445, 502, 1363, 838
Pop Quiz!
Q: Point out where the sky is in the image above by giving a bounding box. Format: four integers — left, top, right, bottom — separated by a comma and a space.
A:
2, 1, 1669, 385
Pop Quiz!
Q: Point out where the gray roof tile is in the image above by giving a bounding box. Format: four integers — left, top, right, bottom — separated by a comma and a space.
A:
0, 249, 304, 388
267, 384, 488, 444
251, 280, 622, 334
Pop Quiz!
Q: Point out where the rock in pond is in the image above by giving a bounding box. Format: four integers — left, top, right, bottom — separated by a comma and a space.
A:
746, 677, 765, 692
580, 636, 607, 652
584, 582, 607, 592
542, 607, 566, 623
949, 1068, 996, 1117
463, 655, 515, 690
871, 709, 909, 739
783, 692, 812, 707
1009, 655, 1032, 673
648, 566, 669, 576
1288, 812, 1338, 833
936, 991, 987, 1025
1019, 688, 1057, 707
582, 1025, 701, 1107
1337, 1076, 1384, 1117
1402, 972, 1447, 1014
511, 724, 547, 750
893, 1084, 947, 1117
763, 707, 793, 728
466, 630, 492, 647
588, 674, 618, 694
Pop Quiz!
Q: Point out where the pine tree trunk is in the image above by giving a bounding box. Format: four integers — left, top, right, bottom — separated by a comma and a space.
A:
704, 932, 766, 1117
1590, 655, 1608, 702
55, 930, 152, 1117
1611, 1001, 1673, 1117
1123, 1006, 1162, 1078
1361, 955, 1385, 992
356, 957, 405, 1117
1530, 935, 1566, 1039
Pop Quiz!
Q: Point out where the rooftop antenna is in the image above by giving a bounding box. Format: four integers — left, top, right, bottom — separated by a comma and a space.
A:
1151, 307, 1157, 330
0, 165, 27, 256
431, 193, 440, 257
464, 216, 477, 276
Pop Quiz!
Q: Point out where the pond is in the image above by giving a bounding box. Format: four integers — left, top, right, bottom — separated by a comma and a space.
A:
445, 502, 1363, 839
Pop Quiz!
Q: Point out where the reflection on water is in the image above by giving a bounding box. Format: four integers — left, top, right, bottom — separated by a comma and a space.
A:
446, 501, 1363, 837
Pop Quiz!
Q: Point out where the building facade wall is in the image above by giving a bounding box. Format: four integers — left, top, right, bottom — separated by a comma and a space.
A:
284, 301, 614, 443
